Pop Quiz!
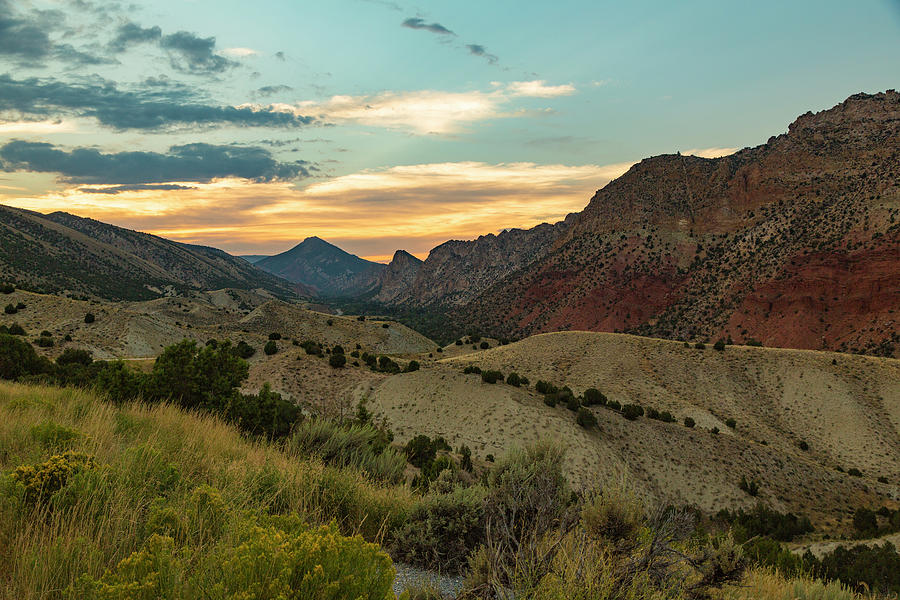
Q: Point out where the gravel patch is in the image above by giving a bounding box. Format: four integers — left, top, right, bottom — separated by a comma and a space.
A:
392, 562, 465, 598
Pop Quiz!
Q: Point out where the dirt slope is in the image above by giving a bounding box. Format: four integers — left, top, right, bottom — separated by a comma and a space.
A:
362, 331, 900, 530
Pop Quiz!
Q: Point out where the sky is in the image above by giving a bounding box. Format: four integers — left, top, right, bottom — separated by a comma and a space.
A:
1, 0, 898, 261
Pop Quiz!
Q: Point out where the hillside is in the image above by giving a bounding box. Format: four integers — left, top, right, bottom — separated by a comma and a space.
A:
360, 331, 900, 527
0, 205, 296, 300
256, 236, 385, 297
465, 91, 900, 356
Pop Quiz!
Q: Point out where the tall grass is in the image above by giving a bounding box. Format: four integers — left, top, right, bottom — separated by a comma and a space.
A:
288, 418, 407, 484
0, 381, 415, 599
726, 569, 881, 600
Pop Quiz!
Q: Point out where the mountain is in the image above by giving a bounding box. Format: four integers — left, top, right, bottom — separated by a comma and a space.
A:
240, 255, 268, 264
464, 90, 900, 356
255, 236, 385, 297
0, 205, 296, 300
374, 217, 576, 306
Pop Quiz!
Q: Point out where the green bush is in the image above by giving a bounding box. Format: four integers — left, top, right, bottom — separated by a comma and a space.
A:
268, 332, 282, 340
719, 503, 813, 542
621, 404, 643, 420
714, 339, 726, 351
264, 340, 278, 355
565, 394, 580, 412
235, 340, 255, 358
57, 348, 93, 367
463, 365, 481, 375
583, 388, 606, 406
0, 283, 13, 293
535, 380, 557, 395
576, 407, 598, 429
739, 475, 760, 496
404, 360, 420, 372
684, 416, 696, 428
543, 394, 557, 408
30, 421, 82, 448
479, 341, 489, 349
35, 335, 54, 347
405, 435, 437, 469
84, 313, 95, 324
506, 372, 521, 387
725, 417, 737, 429
799, 440, 809, 451
94, 361, 146, 404
329, 353, 347, 368
481, 370, 503, 384
4, 303, 16, 314
391, 487, 486, 573
1, 334, 46, 380
8, 323, 25, 336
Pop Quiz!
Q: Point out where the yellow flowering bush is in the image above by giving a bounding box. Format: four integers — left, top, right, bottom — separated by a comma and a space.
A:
10, 451, 97, 506
71, 523, 396, 600
210, 523, 395, 600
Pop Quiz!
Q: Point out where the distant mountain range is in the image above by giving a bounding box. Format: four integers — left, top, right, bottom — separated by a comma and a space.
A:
0, 206, 296, 300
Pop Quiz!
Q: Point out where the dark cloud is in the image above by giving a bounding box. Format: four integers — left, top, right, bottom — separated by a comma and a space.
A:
401, 18, 455, 35
53, 43, 119, 65
161, 31, 236, 74
0, 0, 53, 60
0, 141, 311, 184
108, 22, 162, 52
0, 74, 315, 130
255, 85, 293, 97
78, 184, 197, 194
466, 44, 498, 64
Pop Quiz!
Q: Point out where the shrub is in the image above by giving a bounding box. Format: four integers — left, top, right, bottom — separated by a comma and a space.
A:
799, 440, 809, 451
0, 283, 13, 293
658, 411, 675, 423
4, 303, 16, 314
56, 348, 92, 367
479, 341, 489, 349
847, 467, 863, 477
646, 407, 660, 420
714, 339, 726, 351
94, 360, 146, 404
816, 542, 900, 594
377, 356, 400, 373
621, 404, 643, 420
720, 503, 813, 542
607, 399, 621, 411
543, 394, 557, 408
535, 380, 557, 395
506, 372, 521, 387
481, 370, 503, 384
455, 339, 463, 346
11, 451, 98, 507
329, 353, 347, 368
84, 313, 95, 323
0, 333, 51, 380
382, 323, 389, 329
327, 319, 334, 326
34, 335, 54, 347
576, 407, 597, 429
405, 434, 438, 469
684, 416, 696, 428
695, 342, 705, 349
739, 475, 760, 496
16, 302, 24, 310
230, 384, 299, 439
583, 388, 607, 406
853, 508, 878, 536
391, 487, 487, 573
565, 394, 581, 412
725, 417, 737, 429
459, 445, 473, 472
404, 360, 420, 373
30, 421, 82, 448
264, 340, 278, 355
268, 332, 281, 340
463, 365, 482, 375
582, 483, 643, 543
235, 340, 255, 358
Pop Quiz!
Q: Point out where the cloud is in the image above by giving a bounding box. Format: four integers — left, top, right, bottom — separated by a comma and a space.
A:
0, 141, 311, 184
466, 44, 498, 65
285, 80, 577, 134
505, 80, 576, 98
682, 147, 738, 158
160, 31, 237, 74
0, 3, 52, 60
1, 160, 632, 258
0, 74, 314, 130
108, 22, 162, 52
401, 17, 455, 36
223, 47, 259, 57
78, 184, 197, 194
255, 85, 294, 97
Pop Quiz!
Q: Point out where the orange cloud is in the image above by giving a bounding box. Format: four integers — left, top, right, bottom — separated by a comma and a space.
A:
1, 160, 632, 259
